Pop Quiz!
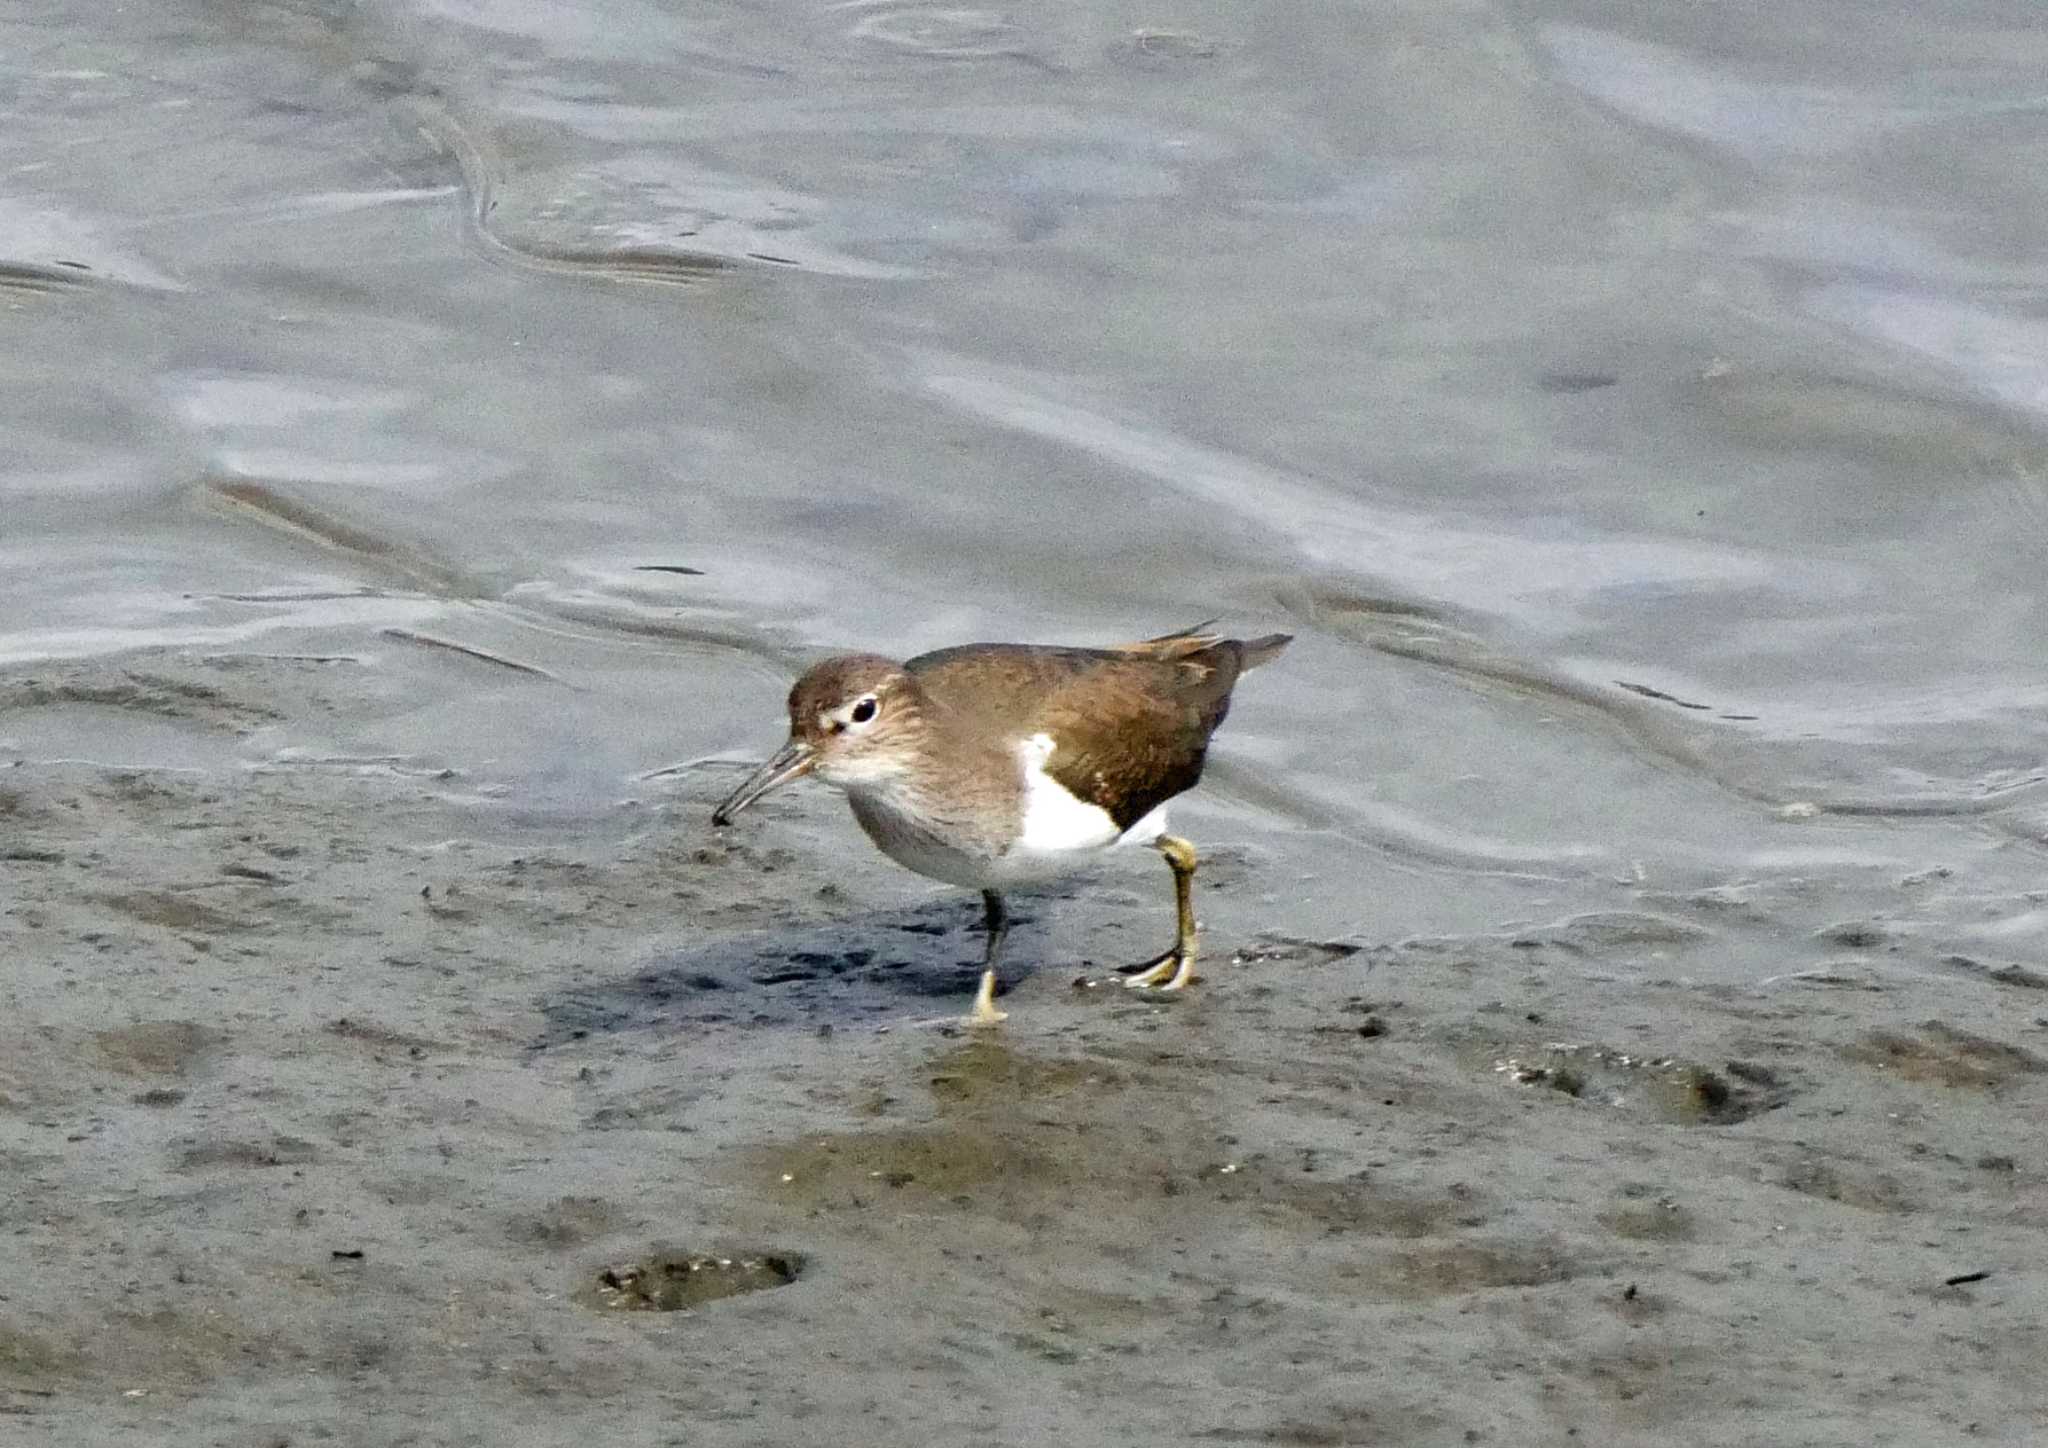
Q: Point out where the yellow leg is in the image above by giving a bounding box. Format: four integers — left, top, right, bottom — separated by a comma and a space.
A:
966, 890, 1009, 1026
1123, 835, 1199, 991
967, 967, 1007, 1026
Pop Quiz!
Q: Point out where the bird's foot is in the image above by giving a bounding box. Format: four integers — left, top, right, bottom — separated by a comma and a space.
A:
1120, 948, 1197, 992
896, 972, 1007, 1032
966, 968, 1008, 1027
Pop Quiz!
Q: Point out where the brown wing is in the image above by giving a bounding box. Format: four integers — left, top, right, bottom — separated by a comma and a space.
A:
1031, 640, 1258, 833
903, 644, 1121, 726
904, 632, 1291, 833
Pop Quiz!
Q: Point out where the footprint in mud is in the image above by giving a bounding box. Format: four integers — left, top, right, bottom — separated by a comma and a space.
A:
578, 1250, 804, 1313
1481, 1039, 1788, 1125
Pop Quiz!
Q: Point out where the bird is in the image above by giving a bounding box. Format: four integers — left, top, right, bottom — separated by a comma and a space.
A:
711, 624, 1291, 1025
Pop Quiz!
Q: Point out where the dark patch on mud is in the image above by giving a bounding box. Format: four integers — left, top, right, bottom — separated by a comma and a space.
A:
1815, 918, 1897, 949
1938, 955, 2048, 990
326, 1017, 442, 1056
748, 1122, 1058, 1204
744, 1120, 1471, 1238
507, 1196, 628, 1250
176, 1135, 319, 1170
924, 1038, 1122, 1108
1509, 911, 1713, 952
1232, 933, 1374, 967
535, 897, 1044, 1039
99, 891, 249, 934
1778, 1156, 1914, 1213
1480, 1039, 1786, 1124
583, 1081, 702, 1131
0, 1321, 83, 1377
1600, 1192, 1696, 1242
1841, 1020, 2045, 1089
0, 846, 66, 863
0, 669, 282, 731
738, 1039, 1472, 1239
92, 1022, 224, 1078
1377, 1240, 1586, 1300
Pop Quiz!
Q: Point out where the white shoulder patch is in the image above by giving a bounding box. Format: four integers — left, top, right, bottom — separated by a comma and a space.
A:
1013, 733, 1121, 855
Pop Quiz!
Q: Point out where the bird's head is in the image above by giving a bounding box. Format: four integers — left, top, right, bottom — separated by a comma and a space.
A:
711, 654, 924, 823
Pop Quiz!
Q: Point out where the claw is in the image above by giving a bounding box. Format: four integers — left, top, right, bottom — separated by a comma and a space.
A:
1118, 834, 1201, 993
1123, 950, 1196, 991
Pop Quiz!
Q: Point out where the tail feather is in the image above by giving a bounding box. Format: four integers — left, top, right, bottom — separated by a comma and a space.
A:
1118, 621, 1222, 660
1115, 623, 1291, 676
1237, 632, 1292, 671
1142, 618, 1219, 643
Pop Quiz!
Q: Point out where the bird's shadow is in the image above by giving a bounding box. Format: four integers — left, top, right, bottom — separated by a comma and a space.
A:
534, 896, 1056, 1044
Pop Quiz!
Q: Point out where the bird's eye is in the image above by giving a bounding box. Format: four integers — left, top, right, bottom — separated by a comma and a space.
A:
850, 696, 878, 725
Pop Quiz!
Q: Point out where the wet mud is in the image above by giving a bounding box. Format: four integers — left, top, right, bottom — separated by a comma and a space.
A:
1, 650, 2043, 1445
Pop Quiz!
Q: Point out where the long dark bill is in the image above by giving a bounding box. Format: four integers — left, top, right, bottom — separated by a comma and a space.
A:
711, 738, 816, 825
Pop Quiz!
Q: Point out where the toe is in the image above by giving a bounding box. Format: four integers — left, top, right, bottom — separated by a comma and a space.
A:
1123, 953, 1184, 989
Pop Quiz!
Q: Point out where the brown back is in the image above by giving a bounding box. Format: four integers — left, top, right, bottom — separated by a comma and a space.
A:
906, 629, 1290, 831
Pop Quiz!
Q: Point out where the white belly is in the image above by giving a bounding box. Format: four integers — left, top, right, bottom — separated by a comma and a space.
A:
847, 789, 1007, 889
1008, 731, 1168, 866
844, 733, 1167, 889
997, 796, 1168, 884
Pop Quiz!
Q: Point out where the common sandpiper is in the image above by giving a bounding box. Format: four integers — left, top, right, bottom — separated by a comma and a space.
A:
711, 624, 1290, 1025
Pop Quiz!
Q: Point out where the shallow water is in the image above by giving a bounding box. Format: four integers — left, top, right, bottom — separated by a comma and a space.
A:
6, 0, 2048, 956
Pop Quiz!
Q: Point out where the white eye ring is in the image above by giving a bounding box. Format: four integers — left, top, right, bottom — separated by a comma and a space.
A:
823, 694, 882, 735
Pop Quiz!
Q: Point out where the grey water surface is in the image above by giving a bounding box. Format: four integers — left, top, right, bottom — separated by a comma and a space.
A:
7, 0, 2048, 960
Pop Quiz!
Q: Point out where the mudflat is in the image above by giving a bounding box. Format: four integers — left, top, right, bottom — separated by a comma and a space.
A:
2, 649, 2042, 1447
